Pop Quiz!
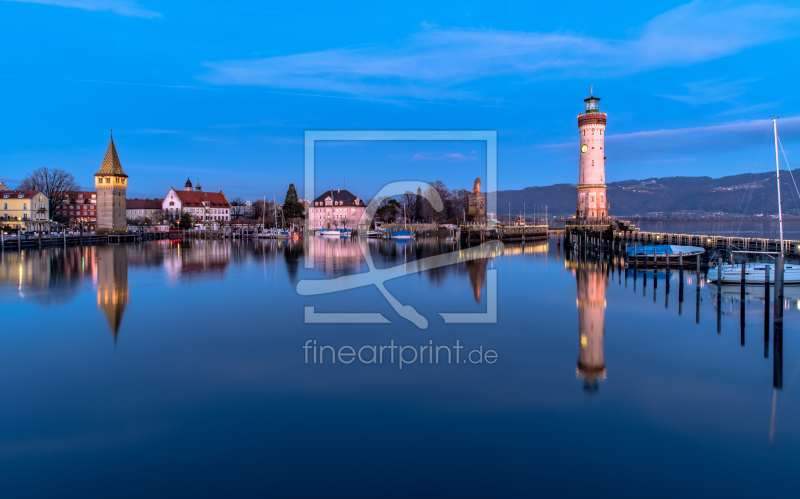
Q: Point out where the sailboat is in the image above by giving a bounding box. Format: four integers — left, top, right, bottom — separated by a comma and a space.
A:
707, 118, 800, 284
392, 204, 414, 240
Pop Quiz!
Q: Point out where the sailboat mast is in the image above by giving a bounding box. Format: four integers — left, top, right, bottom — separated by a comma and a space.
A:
774, 118, 784, 253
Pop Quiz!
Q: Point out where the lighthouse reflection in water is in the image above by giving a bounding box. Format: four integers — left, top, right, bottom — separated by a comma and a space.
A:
569, 256, 607, 393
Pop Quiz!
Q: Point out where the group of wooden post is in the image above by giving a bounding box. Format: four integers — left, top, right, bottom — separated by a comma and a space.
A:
566, 228, 784, 389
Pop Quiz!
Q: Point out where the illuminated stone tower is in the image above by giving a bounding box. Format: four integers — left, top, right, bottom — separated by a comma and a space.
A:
575, 260, 607, 393
576, 88, 608, 221
94, 133, 128, 231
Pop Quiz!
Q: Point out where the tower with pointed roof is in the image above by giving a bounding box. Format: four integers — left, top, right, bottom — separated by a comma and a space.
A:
94, 133, 128, 231
184, 176, 193, 192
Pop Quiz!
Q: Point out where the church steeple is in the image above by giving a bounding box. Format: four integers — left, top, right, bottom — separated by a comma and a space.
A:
184, 175, 193, 191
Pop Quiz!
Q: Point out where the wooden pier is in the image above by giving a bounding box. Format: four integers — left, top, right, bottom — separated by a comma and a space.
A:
0, 230, 180, 252
460, 224, 548, 244
564, 219, 800, 265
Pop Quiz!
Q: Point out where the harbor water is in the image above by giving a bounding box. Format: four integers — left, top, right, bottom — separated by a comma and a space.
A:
0, 234, 798, 497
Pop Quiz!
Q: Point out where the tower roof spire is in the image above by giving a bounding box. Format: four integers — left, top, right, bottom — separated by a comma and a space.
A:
95, 134, 128, 177
591, 85, 593, 97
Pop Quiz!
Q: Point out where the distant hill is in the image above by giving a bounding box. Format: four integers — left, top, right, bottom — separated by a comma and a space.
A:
496, 169, 800, 217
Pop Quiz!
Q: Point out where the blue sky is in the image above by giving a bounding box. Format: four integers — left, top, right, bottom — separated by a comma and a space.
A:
1, 0, 799, 202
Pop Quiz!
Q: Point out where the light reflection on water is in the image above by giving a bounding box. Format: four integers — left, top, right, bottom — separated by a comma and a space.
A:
0, 236, 798, 497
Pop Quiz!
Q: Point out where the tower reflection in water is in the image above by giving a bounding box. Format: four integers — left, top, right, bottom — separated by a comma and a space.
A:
568, 256, 607, 393
96, 245, 129, 343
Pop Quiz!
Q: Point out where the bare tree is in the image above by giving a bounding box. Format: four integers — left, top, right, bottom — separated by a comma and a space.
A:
452, 189, 470, 221
17, 167, 81, 219
251, 199, 275, 225
151, 209, 166, 225
400, 191, 415, 221
230, 196, 246, 218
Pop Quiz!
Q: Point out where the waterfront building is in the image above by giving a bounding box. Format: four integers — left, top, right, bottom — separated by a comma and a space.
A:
309, 189, 366, 230
162, 178, 231, 223
94, 134, 128, 231
0, 190, 49, 231
126, 198, 164, 222
576, 89, 609, 221
54, 191, 97, 225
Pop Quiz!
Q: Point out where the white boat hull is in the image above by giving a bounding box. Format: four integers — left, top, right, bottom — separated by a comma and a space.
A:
707, 263, 800, 284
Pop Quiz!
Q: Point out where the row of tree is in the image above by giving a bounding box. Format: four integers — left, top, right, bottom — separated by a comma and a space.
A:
376, 181, 471, 223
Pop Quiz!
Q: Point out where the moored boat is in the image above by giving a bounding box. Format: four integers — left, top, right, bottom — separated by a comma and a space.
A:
707, 262, 800, 284
392, 229, 414, 240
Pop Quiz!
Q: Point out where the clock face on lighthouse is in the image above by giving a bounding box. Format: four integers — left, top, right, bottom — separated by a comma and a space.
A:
581, 144, 588, 153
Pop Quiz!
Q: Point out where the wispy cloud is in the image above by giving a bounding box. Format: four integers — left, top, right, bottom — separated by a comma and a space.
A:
411, 153, 477, 162
200, 1, 800, 99
131, 128, 182, 134
661, 78, 759, 105
191, 136, 233, 144
4, 0, 162, 18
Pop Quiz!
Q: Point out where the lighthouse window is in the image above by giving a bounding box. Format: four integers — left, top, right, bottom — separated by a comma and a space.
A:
592, 160, 594, 166
592, 130, 594, 135
600, 130, 603, 135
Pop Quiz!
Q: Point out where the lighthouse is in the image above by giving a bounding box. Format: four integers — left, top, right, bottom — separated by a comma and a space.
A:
576, 88, 608, 220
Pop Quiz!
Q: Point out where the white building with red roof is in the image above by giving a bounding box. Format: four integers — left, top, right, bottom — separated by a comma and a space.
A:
162, 177, 231, 223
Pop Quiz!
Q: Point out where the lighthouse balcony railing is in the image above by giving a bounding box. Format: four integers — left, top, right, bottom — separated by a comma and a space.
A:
578, 113, 607, 122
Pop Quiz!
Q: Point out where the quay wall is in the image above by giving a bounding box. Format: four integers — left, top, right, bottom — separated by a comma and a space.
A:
0, 231, 180, 252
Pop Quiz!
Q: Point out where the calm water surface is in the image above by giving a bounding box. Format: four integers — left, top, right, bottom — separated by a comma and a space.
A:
0, 234, 798, 497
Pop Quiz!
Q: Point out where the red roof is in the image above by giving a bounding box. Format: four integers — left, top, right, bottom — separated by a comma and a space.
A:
175, 190, 230, 208
1, 190, 42, 200
127, 198, 163, 209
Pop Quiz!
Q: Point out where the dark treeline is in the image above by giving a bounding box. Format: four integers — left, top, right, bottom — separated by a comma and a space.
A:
376, 180, 470, 223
